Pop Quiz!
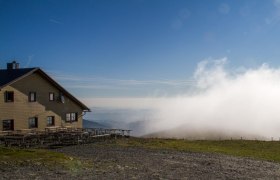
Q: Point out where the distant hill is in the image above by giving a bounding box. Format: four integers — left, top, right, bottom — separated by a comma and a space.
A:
83, 119, 110, 129
83, 108, 154, 135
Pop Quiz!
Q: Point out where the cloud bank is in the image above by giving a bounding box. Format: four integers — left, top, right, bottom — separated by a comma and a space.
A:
146, 58, 280, 139
84, 57, 280, 140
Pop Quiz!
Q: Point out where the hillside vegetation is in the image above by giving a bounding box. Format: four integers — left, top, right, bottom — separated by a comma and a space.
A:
114, 138, 280, 163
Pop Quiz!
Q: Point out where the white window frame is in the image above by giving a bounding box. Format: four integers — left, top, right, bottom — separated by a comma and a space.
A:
65, 112, 78, 122
49, 92, 55, 101
29, 92, 36, 102
29, 117, 38, 128
47, 116, 55, 126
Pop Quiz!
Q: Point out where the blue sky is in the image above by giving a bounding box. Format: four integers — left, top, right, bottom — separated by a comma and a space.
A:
1, 0, 280, 98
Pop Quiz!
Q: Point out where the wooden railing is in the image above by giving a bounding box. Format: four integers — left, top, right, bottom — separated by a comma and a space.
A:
0, 127, 132, 148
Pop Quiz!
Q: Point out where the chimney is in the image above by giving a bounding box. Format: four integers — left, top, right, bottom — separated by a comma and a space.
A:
7, 61, 20, 70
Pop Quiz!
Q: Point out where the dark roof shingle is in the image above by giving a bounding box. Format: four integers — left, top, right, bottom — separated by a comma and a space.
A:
0, 68, 37, 88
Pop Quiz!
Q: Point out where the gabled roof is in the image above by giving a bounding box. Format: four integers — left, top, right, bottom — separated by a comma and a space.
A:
0, 68, 37, 88
0, 68, 90, 112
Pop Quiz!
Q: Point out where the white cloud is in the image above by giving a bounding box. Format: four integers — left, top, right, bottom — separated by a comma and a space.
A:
218, 3, 230, 14
24, 54, 34, 68
265, 0, 280, 25
81, 97, 168, 110
274, 0, 280, 8
179, 8, 191, 19
171, 19, 183, 30
151, 59, 280, 139
49, 19, 62, 24
194, 57, 228, 89
49, 71, 196, 90
171, 8, 191, 30
84, 57, 280, 139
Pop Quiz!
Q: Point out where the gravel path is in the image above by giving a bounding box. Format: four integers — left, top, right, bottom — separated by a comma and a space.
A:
1, 142, 280, 179
55, 143, 280, 179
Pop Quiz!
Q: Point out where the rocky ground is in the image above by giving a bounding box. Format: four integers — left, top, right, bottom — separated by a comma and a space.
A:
1, 141, 280, 179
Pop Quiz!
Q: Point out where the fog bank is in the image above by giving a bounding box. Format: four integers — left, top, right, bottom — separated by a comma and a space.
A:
84, 58, 280, 139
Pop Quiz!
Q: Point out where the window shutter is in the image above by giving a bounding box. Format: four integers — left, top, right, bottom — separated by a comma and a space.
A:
4, 91, 7, 102
35, 117, 38, 127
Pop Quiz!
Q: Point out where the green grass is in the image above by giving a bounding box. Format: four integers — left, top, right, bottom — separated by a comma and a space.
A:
2, 138, 280, 169
0, 146, 87, 172
114, 138, 280, 163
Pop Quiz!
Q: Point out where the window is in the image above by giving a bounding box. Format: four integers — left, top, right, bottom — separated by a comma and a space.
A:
66, 113, 70, 122
4, 91, 14, 102
59, 93, 65, 103
47, 116, 55, 126
29, 92, 36, 102
49, 92, 55, 101
29, 117, 38, 128
71, 113, 77, 121
66, 112, 78, 122
3, 120, 14, 131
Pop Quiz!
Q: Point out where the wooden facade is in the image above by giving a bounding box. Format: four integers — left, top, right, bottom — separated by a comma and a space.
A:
0, 62, 90, 131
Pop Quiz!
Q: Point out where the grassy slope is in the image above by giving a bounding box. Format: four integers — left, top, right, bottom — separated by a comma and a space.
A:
115, 138, 280, 163
0, 146, 85, 171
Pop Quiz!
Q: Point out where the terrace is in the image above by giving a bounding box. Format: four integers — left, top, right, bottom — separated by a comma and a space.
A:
0, 127, 131, 148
